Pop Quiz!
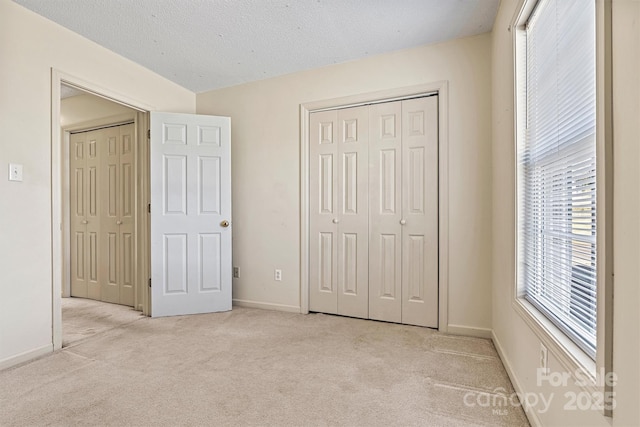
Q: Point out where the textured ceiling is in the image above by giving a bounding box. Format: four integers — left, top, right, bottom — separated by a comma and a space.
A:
14, 0, 499, 93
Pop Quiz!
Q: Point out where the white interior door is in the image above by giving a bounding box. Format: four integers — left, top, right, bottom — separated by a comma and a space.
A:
400, 96, 438, 328
336, 106, 369, 318
309, 107, 369, 318
368, 101, 403, 323
150, 112, 232, 317
309, 110, 338, 314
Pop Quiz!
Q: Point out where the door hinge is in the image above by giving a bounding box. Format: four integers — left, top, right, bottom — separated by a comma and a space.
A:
148, 203, 151, 213
149, 278, 151, 288
147, 129, 151, 139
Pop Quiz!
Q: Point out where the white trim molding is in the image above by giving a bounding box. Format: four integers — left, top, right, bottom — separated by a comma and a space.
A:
492, 331, 543, 427
233, 299, 301, 314
0, 345, 53, 371
447, 325, 493, 339
299, 81, 450, 333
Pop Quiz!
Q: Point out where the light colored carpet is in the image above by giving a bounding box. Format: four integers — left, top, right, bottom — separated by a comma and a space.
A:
61, 297, 144, 347
0, 298, 529, 427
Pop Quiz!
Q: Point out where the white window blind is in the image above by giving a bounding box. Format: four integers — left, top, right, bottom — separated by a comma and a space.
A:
520, 0, 597, 358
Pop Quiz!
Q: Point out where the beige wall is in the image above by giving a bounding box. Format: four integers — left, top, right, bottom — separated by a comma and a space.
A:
0, 0, 195, 367
197, 34, 494, 332
491, 0, 640, 425
61, 93, 135, 128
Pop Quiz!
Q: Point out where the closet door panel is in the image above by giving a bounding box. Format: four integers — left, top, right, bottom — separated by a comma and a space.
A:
100, 127, 121, 304
336, 106, 368, 319
401, 96, 438, 328
86, 131, 102, 301
119, 124, 136, 306
368, 101, 402, 323
70, 133, 88, 298
309, 110, 338, 314
69, 123, 136, 307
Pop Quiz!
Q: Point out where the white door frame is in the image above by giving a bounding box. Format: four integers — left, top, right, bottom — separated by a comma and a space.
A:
51, 69, 155, 350
299, 81, 450, 332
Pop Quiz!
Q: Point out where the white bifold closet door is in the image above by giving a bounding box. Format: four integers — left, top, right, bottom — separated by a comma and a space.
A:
309, 95, 438, 328
309, 106, 369, 318
369, 96, 438, 328
70, 123, 135, 307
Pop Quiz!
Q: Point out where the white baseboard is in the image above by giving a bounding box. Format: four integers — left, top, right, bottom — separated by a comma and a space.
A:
0, 344, 53, 371
446, 324, 493, 339
492, 331, 541, 427
232, 299, 301, 313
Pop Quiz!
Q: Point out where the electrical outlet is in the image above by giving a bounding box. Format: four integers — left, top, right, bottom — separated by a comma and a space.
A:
274, 269, 282, 281
540, 343, 548, 372
233, 267, 239, 279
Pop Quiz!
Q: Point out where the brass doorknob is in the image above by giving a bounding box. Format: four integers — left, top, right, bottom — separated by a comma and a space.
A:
220, 220, 230, 228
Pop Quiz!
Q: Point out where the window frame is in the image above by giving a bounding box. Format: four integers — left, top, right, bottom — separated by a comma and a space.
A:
511, 0, 613, 415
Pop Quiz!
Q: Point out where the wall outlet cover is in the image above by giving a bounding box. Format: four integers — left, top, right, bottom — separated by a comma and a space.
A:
8, 163, 23, 182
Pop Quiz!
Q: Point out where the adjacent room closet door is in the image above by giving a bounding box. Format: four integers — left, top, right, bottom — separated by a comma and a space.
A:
309, 95, 439, 328
100, 124, 135, 306
69, 123, 136, 307
70, 130, 101, 301
309, 106, 369, 318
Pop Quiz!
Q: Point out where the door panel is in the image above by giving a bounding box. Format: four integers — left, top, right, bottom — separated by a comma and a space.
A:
309, 110, 338, 314
309, 107, 369, 318
401, 96, 438, 328
336, 106, 368, 318
199, 156, 221, 215
118, 124, 135, 306
69, 130, 102, 301
150, 112, 232, 317
369, 101, 402, 323
86, 131, 101, 301
101, 126, 121, 304
319, 233, 334, 291
70, 133, 88, 298
199, 233, 221, 291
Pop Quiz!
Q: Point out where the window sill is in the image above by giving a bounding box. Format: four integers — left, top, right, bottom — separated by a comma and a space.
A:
512, 297, 598, 393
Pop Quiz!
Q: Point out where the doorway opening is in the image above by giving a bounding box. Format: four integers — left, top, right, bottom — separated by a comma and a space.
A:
52, 71, 152, 350
61, 87, 147, 346
53, 71, 234, 349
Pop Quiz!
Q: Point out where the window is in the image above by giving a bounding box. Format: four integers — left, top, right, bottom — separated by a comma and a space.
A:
518, 0, 597, 358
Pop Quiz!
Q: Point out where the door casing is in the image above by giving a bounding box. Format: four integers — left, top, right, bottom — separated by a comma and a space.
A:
299, 82, 450, 333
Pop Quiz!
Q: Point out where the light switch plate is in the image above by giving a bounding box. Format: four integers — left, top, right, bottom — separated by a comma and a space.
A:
9, 163, 23, 182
